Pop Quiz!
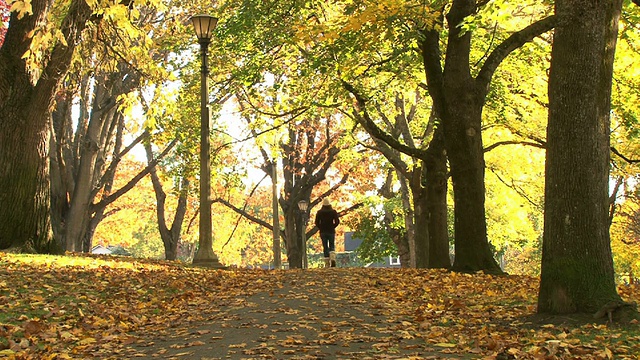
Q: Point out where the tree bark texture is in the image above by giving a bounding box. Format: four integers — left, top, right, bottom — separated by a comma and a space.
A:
411, 171, 430, 268
0, 0, 92, 252
282, 203, 304, 269
396, 172, 415, 268
538, 0, 623, 314
424, 126, 451, 269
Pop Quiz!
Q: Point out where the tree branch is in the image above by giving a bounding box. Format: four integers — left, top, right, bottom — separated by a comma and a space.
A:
212, 197, 274, 231
488, 167, 540, 209
341, 80, 429, 160
484, 140, 546, 153
417, 9, 446, 119
91, 130, 151, 200
90, 137, 177, 212
611, 147, 640, 164
476, 15, 557, 89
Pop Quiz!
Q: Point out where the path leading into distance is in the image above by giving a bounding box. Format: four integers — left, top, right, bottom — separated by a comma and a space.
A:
94, 268, 472, 359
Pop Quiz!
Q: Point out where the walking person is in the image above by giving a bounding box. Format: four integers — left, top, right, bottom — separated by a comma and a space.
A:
315, 198, 340, 267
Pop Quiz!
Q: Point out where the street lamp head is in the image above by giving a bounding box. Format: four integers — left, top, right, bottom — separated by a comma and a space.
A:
191, 14, 218, 43
298, 200, 308, 212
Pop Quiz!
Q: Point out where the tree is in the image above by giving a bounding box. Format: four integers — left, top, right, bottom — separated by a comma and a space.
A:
350, 169, 416, 267
50, 64, 142, 252
210, 0, 562, 272
0, 0, 94, 252
538, 0, 624, 314
417, 2, 556, 273
51, 1, 211, 254
144, 141, 189, 261
343, 87, 450, 268
216, 103, 356, 269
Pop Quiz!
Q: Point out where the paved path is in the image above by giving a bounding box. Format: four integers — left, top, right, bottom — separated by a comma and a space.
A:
98, 269, 471, 359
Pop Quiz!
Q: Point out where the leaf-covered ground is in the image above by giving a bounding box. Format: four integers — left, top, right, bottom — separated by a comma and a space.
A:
1, 253, 639, 359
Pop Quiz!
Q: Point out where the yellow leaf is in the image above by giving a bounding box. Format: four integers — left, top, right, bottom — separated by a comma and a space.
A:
55, 30, 68, 47
78, 337, 96, 345
605, 347, 613, 359
434, 342, 456, 348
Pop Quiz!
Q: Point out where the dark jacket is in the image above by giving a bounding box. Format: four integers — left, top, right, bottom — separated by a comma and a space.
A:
315, 205, 340, 234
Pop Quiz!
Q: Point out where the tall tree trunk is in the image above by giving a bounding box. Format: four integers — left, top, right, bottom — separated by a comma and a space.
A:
441, 1, 501, 274
50, 90, 75, 247
0, 91, 54, 252
425, 126, 450, 269
396, 171, 415, 267
0, 0, 93, 252
538, 0, 623, 314
283, 204, 303, 268
411, 170, 430, 268
64, 110, 111, 251
81, 110, 126, 253
50, 64, 142, 252
58, 75, 119, 252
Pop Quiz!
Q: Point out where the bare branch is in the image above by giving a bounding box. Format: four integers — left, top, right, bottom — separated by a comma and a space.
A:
488, 167, 540, 209
484, 140, 546, 153
212, 197, 274, 231
90, 138, 177, 212
611, 147, 640, 164
341, 80, 429, 160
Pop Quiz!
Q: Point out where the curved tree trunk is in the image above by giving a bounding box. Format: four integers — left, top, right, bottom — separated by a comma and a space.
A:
538, 0, 623, 314
146, 141, 189, 261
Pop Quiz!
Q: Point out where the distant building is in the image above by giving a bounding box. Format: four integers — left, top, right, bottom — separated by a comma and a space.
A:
343, 232, 401, 268
90, 245, 131, 256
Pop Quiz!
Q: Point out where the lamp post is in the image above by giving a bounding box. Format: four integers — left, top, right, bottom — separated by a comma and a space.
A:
272, 161, 281, 269
191, 14, 224, 268
298, 200, 308, 269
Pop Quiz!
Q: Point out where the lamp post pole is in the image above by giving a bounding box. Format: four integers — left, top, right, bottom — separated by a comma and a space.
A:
272, 162, 281, 269
191, 14, 224, 268
298, 200, 308, 269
